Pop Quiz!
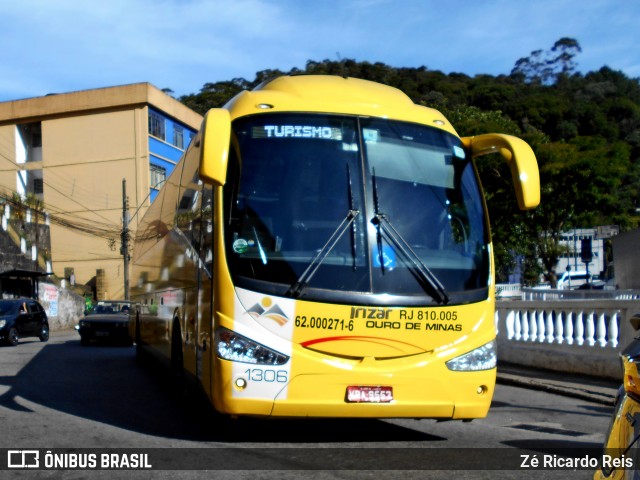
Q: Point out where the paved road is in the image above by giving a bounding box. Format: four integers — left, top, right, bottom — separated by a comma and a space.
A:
0, 330, 614, 479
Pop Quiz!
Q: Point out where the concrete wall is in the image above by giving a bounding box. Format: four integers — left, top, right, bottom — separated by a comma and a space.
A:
38, 282, 84, 330
496, 298, 640, 380
41, 108, 146, 299
613, 229, 640, 290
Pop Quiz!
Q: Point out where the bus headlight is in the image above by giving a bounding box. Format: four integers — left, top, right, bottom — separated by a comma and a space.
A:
446, 340, 497, 371
0, 319, 5, 329
215, 328, 289, 365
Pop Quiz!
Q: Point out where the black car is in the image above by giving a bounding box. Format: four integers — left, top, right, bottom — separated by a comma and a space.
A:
76, 300, 133, 346
0, 298, 50, 346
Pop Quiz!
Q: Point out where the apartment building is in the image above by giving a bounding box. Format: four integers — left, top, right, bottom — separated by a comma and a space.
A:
0, 83, 202, 299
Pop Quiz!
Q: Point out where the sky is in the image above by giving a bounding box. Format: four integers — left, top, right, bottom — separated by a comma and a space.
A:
1, 0, 639, 102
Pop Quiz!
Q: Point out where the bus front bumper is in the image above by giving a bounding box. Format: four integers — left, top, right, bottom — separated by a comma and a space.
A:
213, 362, 495, 419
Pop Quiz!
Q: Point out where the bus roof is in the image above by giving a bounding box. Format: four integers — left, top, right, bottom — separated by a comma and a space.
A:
223, 75, 458, 136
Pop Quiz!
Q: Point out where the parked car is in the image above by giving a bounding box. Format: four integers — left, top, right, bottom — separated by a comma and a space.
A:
557, 270, 592, 289
594, 314, 640, 479
0, 298, 49, 346
76, 300, 133, 346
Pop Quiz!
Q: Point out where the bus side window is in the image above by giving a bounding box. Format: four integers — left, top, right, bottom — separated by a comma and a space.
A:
200, 183, 214, 274
174, 155, 215, 278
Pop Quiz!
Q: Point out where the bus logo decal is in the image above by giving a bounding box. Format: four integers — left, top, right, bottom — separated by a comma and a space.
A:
246, 298, 289, 326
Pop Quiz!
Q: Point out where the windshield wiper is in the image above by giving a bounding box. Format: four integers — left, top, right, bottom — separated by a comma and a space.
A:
285, 209, 359, 298
286, 165, 360, 298
347, 164, 358, 271
371, 170, 450, 305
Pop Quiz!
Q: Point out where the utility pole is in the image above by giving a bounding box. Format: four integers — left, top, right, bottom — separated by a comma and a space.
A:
121, 179, 130, 300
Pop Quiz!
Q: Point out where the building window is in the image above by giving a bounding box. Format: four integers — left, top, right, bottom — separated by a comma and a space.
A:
173, 125, 184, 149
16, 122, 43, 163
150, 164, 166, 188
148, 110, 165, 140
178, 195, 193, 210
30, 125, 42, 148
33, 178, 44, 194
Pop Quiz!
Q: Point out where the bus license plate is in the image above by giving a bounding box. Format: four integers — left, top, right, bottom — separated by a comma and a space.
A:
346, 386, 393, 403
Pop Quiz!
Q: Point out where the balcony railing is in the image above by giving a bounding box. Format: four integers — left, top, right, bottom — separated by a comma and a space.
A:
495, 294, 640, 379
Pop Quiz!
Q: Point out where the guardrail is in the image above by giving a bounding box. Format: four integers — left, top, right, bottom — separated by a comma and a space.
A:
495, 296, 640, 379
496, 283, 523, 299
496, 283, 640, 300
521, 287, 640, 301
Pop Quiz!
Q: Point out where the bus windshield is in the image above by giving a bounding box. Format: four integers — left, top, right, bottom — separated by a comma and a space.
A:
225, 113, 489, 305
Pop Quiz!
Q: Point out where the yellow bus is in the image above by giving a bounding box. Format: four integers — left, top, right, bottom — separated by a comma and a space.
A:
130, 75, 539, 419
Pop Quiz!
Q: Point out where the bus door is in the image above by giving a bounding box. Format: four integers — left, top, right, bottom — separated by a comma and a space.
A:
175, 159, 215, 399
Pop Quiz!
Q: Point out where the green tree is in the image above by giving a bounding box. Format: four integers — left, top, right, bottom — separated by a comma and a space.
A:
522, 137, 638, 284
177, 46, 640, 284
180, 77, 252, 115
511, 37, 582, 84
435, 105, 543, 283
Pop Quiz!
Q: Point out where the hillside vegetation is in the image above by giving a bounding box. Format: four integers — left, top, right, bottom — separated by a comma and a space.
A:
179, 39, 640, 284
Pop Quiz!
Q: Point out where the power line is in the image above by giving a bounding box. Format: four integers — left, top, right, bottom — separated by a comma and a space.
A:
0, 149, 125, 225
0, 190, 120, 241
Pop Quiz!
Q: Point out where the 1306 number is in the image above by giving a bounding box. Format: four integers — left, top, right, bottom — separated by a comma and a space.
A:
243, 368, 288, 383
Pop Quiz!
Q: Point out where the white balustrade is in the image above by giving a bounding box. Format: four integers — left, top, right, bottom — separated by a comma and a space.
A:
522, 310, 530, 341
495, 297, 640, 378
537, 311, 545, 342
506, 310, 515, 340
564, 311, 574, 345
545, 310, 554, 343
496, 298, 640, 351
555, 310, 564, 344
608, 312, 619, 348
586, 312, 595, 347
575, 311, 584, 346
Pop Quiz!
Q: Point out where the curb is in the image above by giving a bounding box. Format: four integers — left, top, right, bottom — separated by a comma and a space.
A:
496, 372, 618, 406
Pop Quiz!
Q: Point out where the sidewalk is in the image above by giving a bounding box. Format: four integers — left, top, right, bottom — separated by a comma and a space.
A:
496, 362, 620, 406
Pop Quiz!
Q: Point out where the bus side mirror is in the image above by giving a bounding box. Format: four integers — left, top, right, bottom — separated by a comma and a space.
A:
199, 108, 231, 186
462, 133, 540, 210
